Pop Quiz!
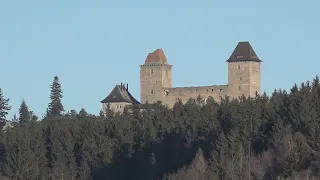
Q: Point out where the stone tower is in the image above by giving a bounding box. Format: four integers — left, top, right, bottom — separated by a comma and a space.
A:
227, 42, 262, 98
140, 49, 172, 104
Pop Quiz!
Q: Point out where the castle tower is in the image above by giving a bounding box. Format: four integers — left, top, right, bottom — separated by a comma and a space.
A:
227, 42, 262, 98
140, 49, 172, 104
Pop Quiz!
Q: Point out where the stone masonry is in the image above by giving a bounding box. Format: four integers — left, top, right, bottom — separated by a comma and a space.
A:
101, 41, 262, 114
140, 42, 262, 107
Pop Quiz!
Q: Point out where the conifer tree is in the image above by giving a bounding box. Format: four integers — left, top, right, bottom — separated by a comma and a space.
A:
29, 111, 38, 122
79, 108, 88, 119
0, 88, 11, 129
11, 114, 18, 122
19, 99, 30, 124
48, 76, 64, 117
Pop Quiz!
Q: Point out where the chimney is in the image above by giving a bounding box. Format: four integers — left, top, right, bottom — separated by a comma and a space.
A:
126, 84, 128, 90
120, 82, 122, 87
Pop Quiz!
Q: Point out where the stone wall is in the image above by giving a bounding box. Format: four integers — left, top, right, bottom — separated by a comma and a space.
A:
227, 61, 261, 99
140, 63, 172, 104
162, 85, 228, 108
102, 102, 132, 114
249, 62, 261, 96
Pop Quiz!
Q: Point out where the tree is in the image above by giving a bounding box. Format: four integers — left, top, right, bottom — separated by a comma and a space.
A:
11, 114, 18, 122
19, 99, 30, 124
0, 88, 11, 129
78, 108, 88, 119
29, 111, 38, 122
48, 76, 64, 117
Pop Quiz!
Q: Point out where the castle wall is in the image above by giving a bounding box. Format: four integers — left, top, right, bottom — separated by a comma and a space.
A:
140, 63, 172, 104
162, 85, 228, 107
102, 102, 132, 114
228, 61, 261, 98
249, 62, 261, 96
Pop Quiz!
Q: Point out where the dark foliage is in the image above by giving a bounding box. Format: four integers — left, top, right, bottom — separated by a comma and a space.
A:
1, 76, 320, 179
48, 76, 64, 117
18, 100, 30, 124
0, 88, 11, 130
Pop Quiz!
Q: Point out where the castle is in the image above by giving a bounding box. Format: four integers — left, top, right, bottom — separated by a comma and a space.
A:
101, 41, 262, 114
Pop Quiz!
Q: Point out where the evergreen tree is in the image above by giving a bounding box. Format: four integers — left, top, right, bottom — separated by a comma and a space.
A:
69, 110, 78, 119
29, 111, 38, 122
19, 99, 30, 124
0, 88, 11, 129
48, 76, 64, 117
99, 110, 104, 118
78, 108, 88, 119
11, 114, 18, 122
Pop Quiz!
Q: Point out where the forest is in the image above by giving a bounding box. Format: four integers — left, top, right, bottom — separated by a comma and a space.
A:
1, 75, 320, 180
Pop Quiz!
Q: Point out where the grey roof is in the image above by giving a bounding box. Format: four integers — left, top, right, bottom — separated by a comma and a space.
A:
226, 42, 262, 62
100, 85, 140, 104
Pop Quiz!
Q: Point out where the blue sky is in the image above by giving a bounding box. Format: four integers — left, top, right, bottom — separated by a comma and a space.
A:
0, 0, 319, 119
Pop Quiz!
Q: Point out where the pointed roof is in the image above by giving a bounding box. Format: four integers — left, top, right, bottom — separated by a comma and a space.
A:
100, 84, 140, 104
226, 42, 262, 62
145, 48, 168, 64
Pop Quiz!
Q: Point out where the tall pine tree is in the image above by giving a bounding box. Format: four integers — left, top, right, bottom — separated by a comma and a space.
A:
0, 88, 11, 129
19, 99, 30, 124
48, 76, 64, 117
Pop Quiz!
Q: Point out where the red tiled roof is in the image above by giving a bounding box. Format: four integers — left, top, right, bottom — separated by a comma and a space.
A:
145, 48, 167, 64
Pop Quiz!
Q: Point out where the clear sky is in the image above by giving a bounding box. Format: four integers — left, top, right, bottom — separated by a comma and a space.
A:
0, 0, 319, 119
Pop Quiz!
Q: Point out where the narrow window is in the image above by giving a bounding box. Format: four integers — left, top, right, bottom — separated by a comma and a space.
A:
151, 89, 154, 94
238, 87, 241, 91
240, 77, 243, 81
212, 89, 213, 91
150, 69, 154, 74
238, 65, 240, 70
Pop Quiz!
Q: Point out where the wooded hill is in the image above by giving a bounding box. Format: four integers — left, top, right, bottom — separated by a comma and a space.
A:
1, 76, 320, 180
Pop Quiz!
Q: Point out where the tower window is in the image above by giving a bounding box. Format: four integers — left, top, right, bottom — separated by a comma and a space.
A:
151, 89, 154, 94
150, 69, 154, 74
240, 77, 243, 81
238, 87, 241, 91
238, 65, 240, 70
220, 89, 223, 93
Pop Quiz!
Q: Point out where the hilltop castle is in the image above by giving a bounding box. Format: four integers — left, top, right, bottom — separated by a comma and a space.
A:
101, 41, 262, 114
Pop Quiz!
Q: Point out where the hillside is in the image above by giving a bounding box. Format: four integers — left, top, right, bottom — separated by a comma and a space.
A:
1, 76, 320, 179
